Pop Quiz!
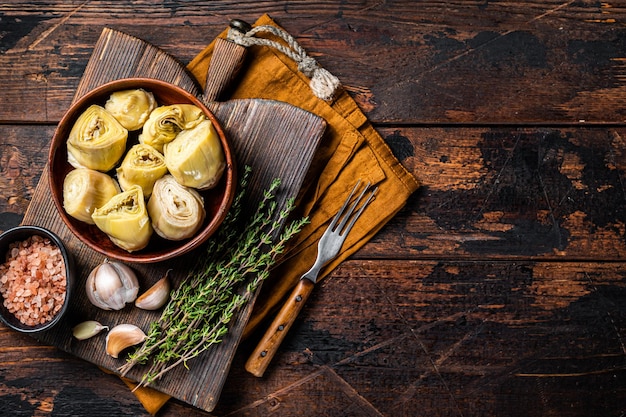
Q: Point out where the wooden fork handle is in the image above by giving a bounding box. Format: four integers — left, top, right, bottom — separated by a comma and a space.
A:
245, 278, 315, 377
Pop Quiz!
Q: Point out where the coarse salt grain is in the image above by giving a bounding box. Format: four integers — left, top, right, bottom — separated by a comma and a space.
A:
0, 235, 67, 327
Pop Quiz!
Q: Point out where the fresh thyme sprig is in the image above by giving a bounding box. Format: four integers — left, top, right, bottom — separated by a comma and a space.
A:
118, 166, 308, 387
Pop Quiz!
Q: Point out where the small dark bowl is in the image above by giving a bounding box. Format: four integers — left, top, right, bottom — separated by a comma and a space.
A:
0, 226, 74, 333
48, 78, 236, 264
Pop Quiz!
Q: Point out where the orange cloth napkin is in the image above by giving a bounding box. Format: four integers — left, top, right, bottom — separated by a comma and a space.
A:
132, 13, 418, 414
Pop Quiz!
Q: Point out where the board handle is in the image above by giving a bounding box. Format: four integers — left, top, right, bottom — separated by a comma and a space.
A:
204, 19, 251, 102
245, 278, 315, 377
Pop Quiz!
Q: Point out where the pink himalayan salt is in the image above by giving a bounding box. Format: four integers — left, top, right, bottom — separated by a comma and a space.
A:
0, 235, 66, 326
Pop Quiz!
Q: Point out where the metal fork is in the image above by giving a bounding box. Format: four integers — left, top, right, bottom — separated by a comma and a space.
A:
301, 179, 377, 284
245, 180, 378, 377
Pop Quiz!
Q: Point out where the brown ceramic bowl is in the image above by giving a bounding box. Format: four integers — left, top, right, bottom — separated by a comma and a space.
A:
48, 78, 236, 264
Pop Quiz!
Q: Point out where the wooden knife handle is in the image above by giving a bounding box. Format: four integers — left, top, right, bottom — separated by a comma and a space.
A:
245, 279, 315, 377
203, 19, 250, 102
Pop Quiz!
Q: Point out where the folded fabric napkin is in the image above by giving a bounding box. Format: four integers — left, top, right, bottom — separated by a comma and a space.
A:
130, 13, 419, 414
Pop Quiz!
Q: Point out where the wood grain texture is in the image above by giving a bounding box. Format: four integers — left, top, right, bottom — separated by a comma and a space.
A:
214, 260, 626, 417
1, 2, 625, 416
1, 1, 626, 123
204, 37, 248, 102
2, 125, 626, 261
366, 126, 626, 261
4, 260, 622, 417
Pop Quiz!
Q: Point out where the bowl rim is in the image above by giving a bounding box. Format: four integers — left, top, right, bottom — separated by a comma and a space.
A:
0, 225, 74, 333
47, 77, 237, 264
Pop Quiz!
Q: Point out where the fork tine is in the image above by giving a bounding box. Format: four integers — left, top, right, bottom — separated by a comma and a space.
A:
340, 185, 377, 236
333, 181, 378, 236
328, 179, 362, 231
335, 182, 369, 231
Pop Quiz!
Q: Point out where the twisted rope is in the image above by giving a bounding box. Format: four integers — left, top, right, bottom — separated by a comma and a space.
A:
227, 25, 341, 101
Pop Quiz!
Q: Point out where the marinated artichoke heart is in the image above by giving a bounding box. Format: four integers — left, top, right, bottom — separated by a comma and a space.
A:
164, 119, 225, 190
105, 88, 157, 131
63, 168, 120, 224
91, 185, 153, 252
67, 104, 128, 172
138, 104, 206, 153
116, 143, 167, 197
148, 175, 206, 241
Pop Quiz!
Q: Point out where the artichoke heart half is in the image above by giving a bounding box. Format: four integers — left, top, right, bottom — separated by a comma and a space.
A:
63, 168, 120, 224
148, 175, 206, 241
138, 104, 206, 153
164, 119, 226, 190
67, 105, 128, 172
105, 88, 157, 131
91, 185, 153, 252
116, 143, 168, 197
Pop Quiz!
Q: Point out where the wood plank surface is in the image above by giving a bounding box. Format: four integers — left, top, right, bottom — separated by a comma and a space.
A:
4, 124, 626, 261
1, 1, 625, 416
1, 1, 626, 124
219, 259, 626, 417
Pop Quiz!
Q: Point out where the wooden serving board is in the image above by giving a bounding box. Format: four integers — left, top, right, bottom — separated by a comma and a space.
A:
22, 28, 326, 412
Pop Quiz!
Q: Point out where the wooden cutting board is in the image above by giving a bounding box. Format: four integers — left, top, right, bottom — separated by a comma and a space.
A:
22, 27, 326, 412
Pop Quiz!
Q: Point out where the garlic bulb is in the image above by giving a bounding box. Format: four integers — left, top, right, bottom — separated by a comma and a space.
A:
72, 320, 109, 340
135, 271, 171, 310
106, 324, 146, 358
86, 260, 139, 310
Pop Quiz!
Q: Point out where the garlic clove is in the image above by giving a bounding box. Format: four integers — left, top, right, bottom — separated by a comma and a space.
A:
86, 260, 139, 311
105, 324, 146, 358
93, 262, 125, 308
72, 320, 109, 340
135, 271, 171, 310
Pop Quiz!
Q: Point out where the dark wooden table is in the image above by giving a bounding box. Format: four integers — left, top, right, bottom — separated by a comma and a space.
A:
1, 2, 625, 416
